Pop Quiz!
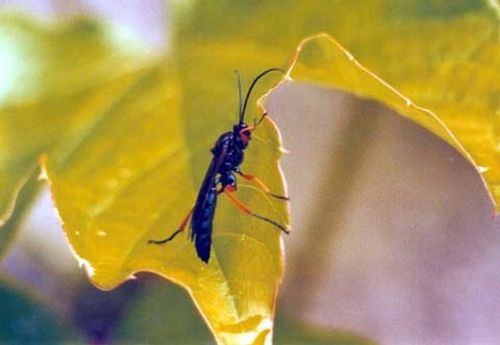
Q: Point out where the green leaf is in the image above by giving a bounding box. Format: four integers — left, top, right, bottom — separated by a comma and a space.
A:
0, 279, 79, 343
0, 166, 41, 258
116, 282, 212, 344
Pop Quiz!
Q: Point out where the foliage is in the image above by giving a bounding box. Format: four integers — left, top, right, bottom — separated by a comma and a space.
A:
0, 279, 79, 343
0, 0, 497, 344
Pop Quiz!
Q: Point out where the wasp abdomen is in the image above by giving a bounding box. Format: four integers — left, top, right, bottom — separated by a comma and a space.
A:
192, 188, 217, 263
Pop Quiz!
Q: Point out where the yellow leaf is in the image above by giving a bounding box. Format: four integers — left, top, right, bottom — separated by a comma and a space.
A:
1, 15, 289, 344
45, 64, 288, 344
0, 16, 149, 224
3, 1, 497, 344
283, 2, 499, 213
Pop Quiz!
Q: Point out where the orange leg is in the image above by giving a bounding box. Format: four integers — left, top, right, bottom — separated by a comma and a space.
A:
149, 208, 193, 244
223, 186, 290, 234
238, 171, 289, 200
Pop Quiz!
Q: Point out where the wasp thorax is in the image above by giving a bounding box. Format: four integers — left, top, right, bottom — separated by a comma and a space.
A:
220, 172, 236, 187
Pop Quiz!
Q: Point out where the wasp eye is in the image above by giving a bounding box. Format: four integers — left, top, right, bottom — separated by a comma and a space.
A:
239, 128, 252, 137
238, 128, 252, 146
240, 127, 253, 137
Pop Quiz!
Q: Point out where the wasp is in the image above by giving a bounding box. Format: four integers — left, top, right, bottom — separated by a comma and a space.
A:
149, 68, 289, 263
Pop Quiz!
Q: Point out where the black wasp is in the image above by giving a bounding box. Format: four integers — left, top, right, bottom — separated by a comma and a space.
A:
149, 68, 290, 263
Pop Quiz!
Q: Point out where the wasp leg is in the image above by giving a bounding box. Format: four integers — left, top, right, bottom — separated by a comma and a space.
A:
149, 208, 194, 244
222, 186, 290, 234
237, 171, 289, 201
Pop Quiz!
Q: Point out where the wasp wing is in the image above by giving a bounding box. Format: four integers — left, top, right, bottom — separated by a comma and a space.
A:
190, 138, 230, 262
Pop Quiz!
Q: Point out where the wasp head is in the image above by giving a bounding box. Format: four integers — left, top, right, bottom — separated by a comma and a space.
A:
234, 122, 252, 149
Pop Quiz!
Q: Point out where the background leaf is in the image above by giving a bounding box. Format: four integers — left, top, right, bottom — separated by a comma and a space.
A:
0, 279, 80, 343
115, 279, 213, 344
0, 15, 149, 223
0, 167, 41, 258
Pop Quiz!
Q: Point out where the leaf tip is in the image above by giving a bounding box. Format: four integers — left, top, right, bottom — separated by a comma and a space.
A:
76, 256, 96, 278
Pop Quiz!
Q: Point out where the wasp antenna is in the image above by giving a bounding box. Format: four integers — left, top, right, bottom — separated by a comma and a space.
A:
241, 68, 283, 123
234, 70, 243, 123
254, 112, 268, 127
